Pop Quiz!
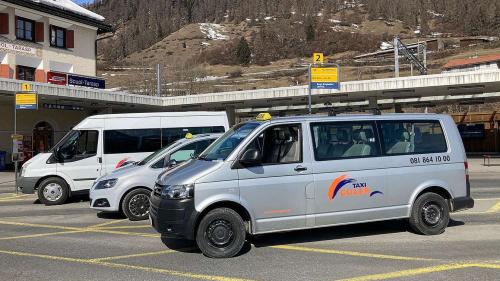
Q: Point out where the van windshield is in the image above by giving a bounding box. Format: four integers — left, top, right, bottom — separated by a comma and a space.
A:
198, 122, 260, 161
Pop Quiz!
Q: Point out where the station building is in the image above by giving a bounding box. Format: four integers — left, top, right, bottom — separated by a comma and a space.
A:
0, 0, 111, 166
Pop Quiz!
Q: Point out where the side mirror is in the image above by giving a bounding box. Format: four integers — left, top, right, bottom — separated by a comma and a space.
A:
163, 156, 177, 169
239, 148, 261, 165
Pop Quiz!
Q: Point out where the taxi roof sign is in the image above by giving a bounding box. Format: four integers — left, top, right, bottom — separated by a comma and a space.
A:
256, 113, 272, 121
185, 133, 193, 139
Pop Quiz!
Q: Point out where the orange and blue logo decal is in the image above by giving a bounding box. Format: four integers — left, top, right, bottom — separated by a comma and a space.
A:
328, 174, 383, 200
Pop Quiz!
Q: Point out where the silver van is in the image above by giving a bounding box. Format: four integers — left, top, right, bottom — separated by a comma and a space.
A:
150, 113, 474, 258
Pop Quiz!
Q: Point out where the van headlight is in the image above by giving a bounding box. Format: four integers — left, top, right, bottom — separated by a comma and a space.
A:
161, 184, 194, 200
20, 163, 29, 177
94, 179, 118, 190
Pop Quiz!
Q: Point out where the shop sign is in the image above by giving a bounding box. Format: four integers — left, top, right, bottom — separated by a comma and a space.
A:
47, 71, 68, 85
0, 42, 37, 56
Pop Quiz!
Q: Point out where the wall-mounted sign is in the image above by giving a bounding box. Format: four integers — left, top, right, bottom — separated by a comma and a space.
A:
68, 74, 105, 89
310, 66, 339, 90
0, 42, 37, 56
47, 71, 68, 85
15, 93, 38, 110
43, 103, 84, 111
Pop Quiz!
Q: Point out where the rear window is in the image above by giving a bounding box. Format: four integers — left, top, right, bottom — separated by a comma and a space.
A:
379, 120, 447, 155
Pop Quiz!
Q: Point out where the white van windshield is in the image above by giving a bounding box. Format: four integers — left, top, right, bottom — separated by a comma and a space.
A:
198, 123, 260, 161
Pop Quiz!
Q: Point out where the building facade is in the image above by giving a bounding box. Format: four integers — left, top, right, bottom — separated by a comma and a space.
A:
0, 0, 110, 83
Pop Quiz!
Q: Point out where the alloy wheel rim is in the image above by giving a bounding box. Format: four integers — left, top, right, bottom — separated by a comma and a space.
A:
129, 194, 150, 217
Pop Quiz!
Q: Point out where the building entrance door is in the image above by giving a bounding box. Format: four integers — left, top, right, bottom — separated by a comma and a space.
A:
33, 121, 54, 155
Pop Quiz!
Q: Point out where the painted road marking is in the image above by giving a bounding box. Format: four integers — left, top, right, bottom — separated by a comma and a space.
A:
98, 225, 151, 230
0, 220, 159, 239
88, 219, 127, 229
0, 194, 30, 199
0, 230, 89, 240
271, 245, 434, 261
337, 263, 500, 281
487, 201, 500, 213
89, 249, 179, 262
0, 249, 254, 281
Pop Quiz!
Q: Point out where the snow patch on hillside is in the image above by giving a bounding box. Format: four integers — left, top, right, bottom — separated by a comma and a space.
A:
200, 23, 229, 40
30, 0, 105, 21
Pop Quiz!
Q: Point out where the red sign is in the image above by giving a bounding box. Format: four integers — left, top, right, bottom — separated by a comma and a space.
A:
47, 71, 67, 85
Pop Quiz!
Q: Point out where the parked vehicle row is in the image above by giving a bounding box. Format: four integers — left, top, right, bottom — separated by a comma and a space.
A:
17, 112, 229, 205
17, 111, 474, 259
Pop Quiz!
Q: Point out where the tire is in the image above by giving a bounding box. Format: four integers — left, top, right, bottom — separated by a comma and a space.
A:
409, 192, 449, 235
196, 208, 246, 258
121, 188, 151, 221
37, 177, 70, 205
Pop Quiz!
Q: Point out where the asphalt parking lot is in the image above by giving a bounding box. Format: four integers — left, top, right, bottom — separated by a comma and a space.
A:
0, 158, 499, 281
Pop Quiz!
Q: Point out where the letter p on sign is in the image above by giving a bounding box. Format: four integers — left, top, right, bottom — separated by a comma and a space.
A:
313, 53, 324, 64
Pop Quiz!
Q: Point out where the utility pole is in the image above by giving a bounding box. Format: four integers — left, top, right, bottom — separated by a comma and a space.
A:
394, 37, 400, 78
156, 64, 161, 96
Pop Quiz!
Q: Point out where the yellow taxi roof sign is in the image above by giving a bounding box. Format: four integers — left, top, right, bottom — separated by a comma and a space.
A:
256, 113, 272, 121
185, 133, 193, 139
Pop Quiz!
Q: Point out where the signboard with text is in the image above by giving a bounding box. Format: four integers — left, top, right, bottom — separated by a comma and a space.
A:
15, 93, 38, 110
47, 71, 68, 85
68, 74, 105, 89
310, 66, 339, 90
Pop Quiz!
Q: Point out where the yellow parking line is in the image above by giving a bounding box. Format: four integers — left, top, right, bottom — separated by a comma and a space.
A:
0, 220, 158, 238
0, 197, 36, 202
98, 225, 151, 230
271, 245, 434, 261
88, 219, 127, 229
487, 201, 500, 213
0, 230, 89, 240
0, 249, 255, 281
89, 249, 178, 262
472, 263, 500, 269
336, 263, 472, 281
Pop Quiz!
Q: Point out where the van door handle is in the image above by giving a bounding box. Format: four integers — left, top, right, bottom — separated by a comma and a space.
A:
98, 157, 102, 164
294, 165, 307, 172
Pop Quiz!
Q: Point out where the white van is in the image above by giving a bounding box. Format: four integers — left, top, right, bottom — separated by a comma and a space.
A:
18, 112, 229, 205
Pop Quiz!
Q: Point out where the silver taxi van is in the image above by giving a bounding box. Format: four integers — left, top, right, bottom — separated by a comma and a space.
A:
150, 113, 474, 258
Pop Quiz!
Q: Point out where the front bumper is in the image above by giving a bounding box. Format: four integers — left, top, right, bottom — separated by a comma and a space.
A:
149, 191, 198, 240
18, 176, 40, 194
89, 188, 120, 212
451, 196, 474, 212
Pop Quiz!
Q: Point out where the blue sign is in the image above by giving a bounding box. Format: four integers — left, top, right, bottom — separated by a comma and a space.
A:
310, 82, 339, 90
68, 75, 105, 89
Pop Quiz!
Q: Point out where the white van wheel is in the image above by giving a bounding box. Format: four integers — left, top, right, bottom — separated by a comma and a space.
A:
37, 177, 69, 206
196, 208, 246, 258
409, 192, 449, 235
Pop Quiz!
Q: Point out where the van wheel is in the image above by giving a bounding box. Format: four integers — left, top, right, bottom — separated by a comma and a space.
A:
122, 188, 151, 221
196, 208, 246, 258
37, 177, 69, 205
409, 192, 449, 235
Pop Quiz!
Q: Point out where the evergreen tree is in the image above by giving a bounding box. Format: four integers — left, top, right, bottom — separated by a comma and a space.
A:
236, 37, 251, 65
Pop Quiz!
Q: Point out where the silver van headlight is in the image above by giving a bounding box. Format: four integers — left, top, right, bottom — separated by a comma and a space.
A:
161, 184, 194, 200
94, 179, 118, 190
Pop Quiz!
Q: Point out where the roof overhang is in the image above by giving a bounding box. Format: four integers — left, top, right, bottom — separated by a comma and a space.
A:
2, 0, 112, 33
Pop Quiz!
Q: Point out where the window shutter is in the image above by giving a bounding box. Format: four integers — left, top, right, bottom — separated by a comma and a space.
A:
0, 13, 8, 34
66, 30, 74, 48
35, 22, 44, 42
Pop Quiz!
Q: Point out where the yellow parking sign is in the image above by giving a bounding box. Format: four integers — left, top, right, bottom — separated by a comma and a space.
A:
15, 93, 38, 110
313, 53, 324, 64
21, 83, 31, 92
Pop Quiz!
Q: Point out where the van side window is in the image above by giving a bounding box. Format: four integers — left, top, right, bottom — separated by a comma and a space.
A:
104, 129, 161, 154
379, 121, 447, 155
311, 122, 380, 161
245, 124, 302, 165
59, 130, 98, 161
